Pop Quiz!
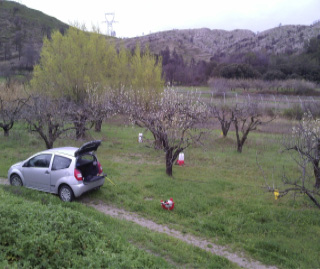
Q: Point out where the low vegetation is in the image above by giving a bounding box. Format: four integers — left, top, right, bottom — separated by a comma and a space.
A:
208, 77, 319, 95
1, 119, 320, 268
0, 185, 234, 268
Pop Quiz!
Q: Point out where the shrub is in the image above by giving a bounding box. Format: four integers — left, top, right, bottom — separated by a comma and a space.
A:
283, 104, 304, 120
220, 63, 261, 79
263, 70, 286, 81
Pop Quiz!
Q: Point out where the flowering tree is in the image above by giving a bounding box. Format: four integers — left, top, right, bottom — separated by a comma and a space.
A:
285, 111, 320, 189
122, 88, 207, 176
258, 111, 320, 209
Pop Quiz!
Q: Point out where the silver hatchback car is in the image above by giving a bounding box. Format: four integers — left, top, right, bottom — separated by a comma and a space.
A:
8, 140, 105, 202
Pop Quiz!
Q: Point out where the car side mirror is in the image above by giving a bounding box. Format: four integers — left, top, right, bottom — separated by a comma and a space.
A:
23, 161, 29, 167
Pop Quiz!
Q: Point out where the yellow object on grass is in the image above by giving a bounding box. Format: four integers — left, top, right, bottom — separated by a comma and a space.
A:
105, 176, 116, 186
274, 189, 279, 200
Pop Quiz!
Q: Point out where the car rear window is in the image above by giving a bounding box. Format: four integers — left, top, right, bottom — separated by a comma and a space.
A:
52, 155, 72, 171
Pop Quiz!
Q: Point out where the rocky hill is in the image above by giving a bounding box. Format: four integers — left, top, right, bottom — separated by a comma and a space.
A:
123, 23, 320, 62
0, 0, 319, 75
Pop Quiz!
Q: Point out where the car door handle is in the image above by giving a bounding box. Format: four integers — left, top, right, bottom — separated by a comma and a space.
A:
45, 171, 50, 174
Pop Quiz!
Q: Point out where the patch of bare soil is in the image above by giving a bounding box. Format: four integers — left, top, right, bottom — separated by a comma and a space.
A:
0, 178, 9, 185
83, 199, 277, 269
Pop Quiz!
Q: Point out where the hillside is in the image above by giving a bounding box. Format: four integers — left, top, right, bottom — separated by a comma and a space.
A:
123, 23, 320, 62
0, 0, 319, 79
0, 0, 68, 75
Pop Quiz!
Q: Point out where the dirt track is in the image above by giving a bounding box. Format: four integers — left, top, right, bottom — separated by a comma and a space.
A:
1, 179, 276, 269
0, 178, 8, 185
84, 200, 277, 269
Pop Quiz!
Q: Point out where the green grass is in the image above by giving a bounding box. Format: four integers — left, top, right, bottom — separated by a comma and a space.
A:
175, 86, 210, 92
1, 120, 320, 268
0, 185, 235, 268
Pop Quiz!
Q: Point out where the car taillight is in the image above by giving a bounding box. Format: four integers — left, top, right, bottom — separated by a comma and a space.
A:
74, 169, 83, 181
97, 161, 103, 174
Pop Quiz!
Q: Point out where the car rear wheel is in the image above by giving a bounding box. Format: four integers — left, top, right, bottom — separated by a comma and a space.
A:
59, 185, 74, 202
10, 174, 23, 186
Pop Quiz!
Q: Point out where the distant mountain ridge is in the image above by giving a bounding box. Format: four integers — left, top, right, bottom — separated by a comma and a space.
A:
123, 23, 320, 62
1, 0, 320, 74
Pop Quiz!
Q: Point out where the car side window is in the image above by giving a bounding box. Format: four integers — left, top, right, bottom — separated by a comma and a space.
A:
27, 154, 52, 168
52, 156, 72, 171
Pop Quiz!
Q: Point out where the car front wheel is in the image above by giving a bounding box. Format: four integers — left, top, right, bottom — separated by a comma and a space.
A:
59, 185, 74, 202
10, 174, 23, 186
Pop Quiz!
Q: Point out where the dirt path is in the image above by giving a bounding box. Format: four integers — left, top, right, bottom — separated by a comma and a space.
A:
84, 200, 277, 269
0, 178, 276, 269
0, 178, 8, 185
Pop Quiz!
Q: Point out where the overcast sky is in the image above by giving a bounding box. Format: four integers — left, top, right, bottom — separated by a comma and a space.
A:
19, 0, 320, 38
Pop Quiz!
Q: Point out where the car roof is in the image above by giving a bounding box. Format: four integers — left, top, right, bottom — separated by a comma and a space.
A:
41, 147, 78, 157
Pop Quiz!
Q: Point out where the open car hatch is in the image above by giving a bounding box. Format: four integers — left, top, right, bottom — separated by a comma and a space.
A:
74, 140, 101, 157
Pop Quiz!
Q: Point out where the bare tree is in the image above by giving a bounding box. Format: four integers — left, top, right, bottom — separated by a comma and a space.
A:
23, 96, 75, 149
257, 111, 320, 209
0, 83, 27, 137
87, 87, 117, 132
66, 103, 94, 141
4, 42, 11, 61
258, 155, 320, 209
209, 104, 233, 138
232, 102, 273, 153
122, 88, 207, 176
0, 98, 25, 137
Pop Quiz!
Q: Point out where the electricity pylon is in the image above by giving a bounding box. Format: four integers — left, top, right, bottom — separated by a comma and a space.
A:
103, 12, 117, 36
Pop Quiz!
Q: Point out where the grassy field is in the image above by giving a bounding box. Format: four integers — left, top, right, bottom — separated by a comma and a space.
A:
0, 186, 234, 268
1, 119, 320, 268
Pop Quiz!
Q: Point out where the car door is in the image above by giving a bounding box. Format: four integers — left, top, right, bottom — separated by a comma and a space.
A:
21, 154, 52, 191
50, 155, 73, 192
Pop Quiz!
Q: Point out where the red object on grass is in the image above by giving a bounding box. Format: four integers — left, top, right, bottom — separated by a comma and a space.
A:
161, 198, 174, 210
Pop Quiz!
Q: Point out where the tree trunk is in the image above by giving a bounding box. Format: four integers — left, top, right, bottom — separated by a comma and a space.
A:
313, 160, 320, 189
45, 139, 54, 149
74, 115, 87, 140
221, 121, 231, 138
154, 139, 162, 150
4, 128, 9, 137
153, 133, 163, 150
234, 120, 242, 153
1, 122, 13, 137
165, 148, 173, 176
94, 119, 103, 132
75, 123, 86, 140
